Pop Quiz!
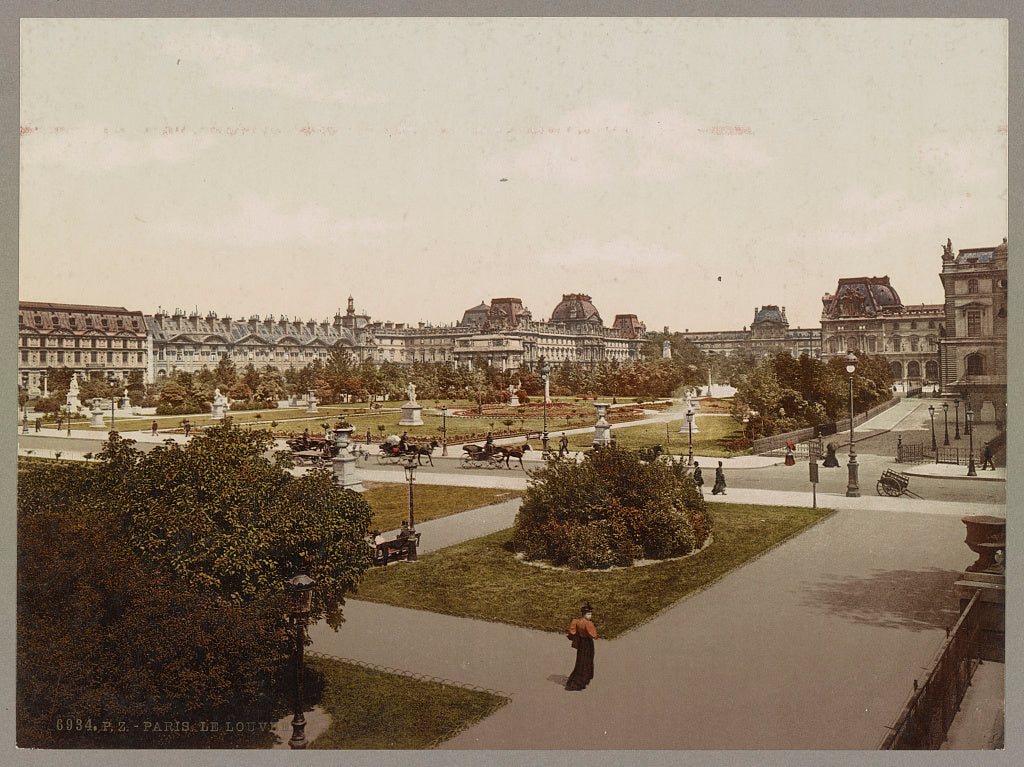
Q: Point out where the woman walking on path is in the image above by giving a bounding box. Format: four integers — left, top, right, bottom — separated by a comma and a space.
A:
692, 461, 704, 494
712, 460, 727, 495
565, 604, 597, 691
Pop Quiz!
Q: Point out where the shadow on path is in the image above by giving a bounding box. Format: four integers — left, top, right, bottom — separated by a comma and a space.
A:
801, 567, 961, 631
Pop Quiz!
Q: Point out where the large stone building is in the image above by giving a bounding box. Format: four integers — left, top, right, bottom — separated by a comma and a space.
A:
18, 302, 148, 394
938, 237, 1007, 427
19, 294, 646, 386
678, 305, 821, 359
820, 277, 944, 385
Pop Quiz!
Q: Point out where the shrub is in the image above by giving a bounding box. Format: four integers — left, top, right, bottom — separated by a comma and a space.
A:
513, 446, 712, 569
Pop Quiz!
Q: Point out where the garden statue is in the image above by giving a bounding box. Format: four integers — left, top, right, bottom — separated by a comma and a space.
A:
405, 382, 417, 405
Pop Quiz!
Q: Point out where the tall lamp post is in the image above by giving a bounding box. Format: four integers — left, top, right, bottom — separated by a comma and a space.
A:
107, 373, 119, 433
966, 409, 977, 476
686, 408, 694, 466
285, 574, 316, 749
942, 402, 950, 446
845, 352, 860, 497
541, 362, 550, 454
954, 399, 961, 440
928, 405, 936, 452
440, 405, 448, 456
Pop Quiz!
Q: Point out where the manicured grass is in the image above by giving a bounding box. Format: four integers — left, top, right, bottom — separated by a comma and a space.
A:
354, 504, 833, 638
306, 655, 507, 749
565, 412, 748, 457
361, 483, 523, 532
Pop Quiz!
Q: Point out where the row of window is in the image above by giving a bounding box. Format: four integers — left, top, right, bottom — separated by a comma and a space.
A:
22, 350, 143, 365
21, 337, 142, 349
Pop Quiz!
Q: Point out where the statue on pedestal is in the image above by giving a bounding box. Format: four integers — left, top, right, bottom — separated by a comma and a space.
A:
405, 382, 418, 405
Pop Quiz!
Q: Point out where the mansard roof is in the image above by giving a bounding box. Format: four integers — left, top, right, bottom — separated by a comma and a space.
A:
550, 293, 602, 324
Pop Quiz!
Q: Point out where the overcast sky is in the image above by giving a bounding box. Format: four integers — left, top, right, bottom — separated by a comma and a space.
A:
19, 17, 1007, 333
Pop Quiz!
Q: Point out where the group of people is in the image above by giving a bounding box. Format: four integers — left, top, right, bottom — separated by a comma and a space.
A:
689, 460, 727, 495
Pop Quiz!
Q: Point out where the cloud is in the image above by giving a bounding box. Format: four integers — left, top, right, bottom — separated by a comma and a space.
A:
20, 126, 216, 171
159, 194, 399, 246
482, 101, 771, 184
162, 29, 385, 105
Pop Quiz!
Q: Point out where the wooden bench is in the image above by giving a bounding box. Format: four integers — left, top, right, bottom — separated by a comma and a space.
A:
371, 532, 422, 566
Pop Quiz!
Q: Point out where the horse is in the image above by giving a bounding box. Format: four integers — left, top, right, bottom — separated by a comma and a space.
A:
496, 443, 532, 470
411, 439, 440, 466
637, 444, 664, 462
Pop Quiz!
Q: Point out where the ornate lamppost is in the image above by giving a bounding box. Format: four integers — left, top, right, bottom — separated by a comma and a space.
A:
402, 459, 418, 557
686, 408, 694, 466
966, 409, 977, 476
942, 402, 950, 446
440, 404, 448, 456
928, 405, 937, 452
541, 362, 550, 454
954, 399, 961, 440
285, 574, 316, 749
845, 352, 860, 497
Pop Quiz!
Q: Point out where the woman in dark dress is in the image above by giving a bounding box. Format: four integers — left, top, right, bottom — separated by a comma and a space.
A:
565, 604, 597, 691
711, 460, 727, 495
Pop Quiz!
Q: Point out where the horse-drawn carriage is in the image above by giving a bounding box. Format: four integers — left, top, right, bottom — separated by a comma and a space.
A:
377, 435, 438, 466
285, 433, 338, 468
460, 442, 531, 470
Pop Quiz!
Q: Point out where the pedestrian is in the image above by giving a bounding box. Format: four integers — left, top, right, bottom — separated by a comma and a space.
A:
558, 432, 569, 456
822, 443, 840, 468
692, 461, 703, 493
981, 442, 996, 470
56, 414, 63, 432
151, 420, 158, 436
366, 428, 372, 445
35, 418, 41, 433
22, 413, 29, 433
183, 419, 191, 438
565, 603, 597, 691
784, 441, 795, 466
711, 460, 727, 495
484, 431, 494, 453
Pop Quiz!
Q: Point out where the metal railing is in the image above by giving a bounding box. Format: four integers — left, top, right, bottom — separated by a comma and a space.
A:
879, 591, 982, 749
896, 442, 927, 464
936, 447, 974, 465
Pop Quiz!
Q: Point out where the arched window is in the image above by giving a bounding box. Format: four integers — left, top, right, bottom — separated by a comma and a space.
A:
866, 336, 876, 352
890, 361, 903, 379
890, 335, 901, 352
967, 278, 979, 294
910, 336, 919, 351
966, 354, 984, 376
907, 361, 921, 378
925, 360, 939, 379
847, 336, 860, 352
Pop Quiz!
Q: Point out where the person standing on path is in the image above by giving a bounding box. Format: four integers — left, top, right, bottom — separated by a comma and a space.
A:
558, 433, 569, 456
151, 420, 158, 436
56, 414, 63, 432
183, 419, 191, 438
34, 418, 41, 433
692, 461, 703, 494
565, 603, 597, 691
712, 460, 727, 495
981, 442, 996, 470
784, 441, 795, 466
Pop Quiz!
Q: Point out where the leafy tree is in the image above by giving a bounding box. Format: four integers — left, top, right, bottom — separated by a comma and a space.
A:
17, 424, 373, 746
214, 352, 238, 389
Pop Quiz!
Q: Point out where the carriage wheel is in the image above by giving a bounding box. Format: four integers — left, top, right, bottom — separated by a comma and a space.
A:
876, 480, 886, 496
460, 457, 474, 469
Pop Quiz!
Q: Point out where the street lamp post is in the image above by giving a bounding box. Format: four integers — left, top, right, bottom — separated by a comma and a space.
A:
284, 574, 316, 749
928, 405, 936, 452
942, 402, 950, 446
845, 352, 860, 497
966, 409, 977, 476
686, 408, 694, 466
954, 399, 961, 440
541, 362, 550, 454
107, 373, 119, 433
440, 405, 448, 456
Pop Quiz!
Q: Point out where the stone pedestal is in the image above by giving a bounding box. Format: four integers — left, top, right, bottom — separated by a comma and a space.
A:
331, 427, 364, 492
305, 392, 319, 414
211, 402, 227, 420
399, 403, 423, 426
89, 405, 106, 428
510, 395, 520, 407
593, 403, 612, 447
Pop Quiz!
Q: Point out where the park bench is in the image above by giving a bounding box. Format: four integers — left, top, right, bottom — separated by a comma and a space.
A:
371, 531, 422, 566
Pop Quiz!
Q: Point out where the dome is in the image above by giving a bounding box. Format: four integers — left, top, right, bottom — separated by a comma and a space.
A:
550, 293, 602, 324
753, 305, 785, 325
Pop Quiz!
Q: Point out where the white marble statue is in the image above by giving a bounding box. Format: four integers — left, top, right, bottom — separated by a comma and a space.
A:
405, 382, 417, 404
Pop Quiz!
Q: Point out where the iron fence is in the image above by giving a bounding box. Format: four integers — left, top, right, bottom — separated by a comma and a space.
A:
879, 591, 982, 749
935, 447, 977, 466
896, 442, 927, 464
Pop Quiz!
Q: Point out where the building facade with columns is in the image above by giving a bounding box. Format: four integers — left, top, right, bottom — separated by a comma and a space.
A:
938, 237, 1007, 427
18, 301, 148, 394
678, 305, 821, 359
820, 277, 944, 385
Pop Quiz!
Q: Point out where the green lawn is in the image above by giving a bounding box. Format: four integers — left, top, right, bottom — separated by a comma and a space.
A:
564, 412, 748, 457
306, 655, 507, 749
354, 503, 833, 638
361, 483, 523, 532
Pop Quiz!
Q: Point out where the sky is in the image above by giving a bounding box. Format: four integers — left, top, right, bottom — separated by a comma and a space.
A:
18, 17, 1008, 333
